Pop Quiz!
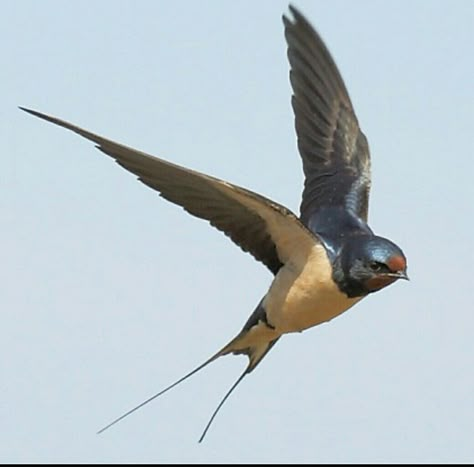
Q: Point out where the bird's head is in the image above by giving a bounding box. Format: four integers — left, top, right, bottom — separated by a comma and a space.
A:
335, 236, 408, 297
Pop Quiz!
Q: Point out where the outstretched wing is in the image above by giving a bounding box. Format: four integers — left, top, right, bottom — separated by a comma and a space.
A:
21, 107, 320, 275
283, 5, 371, 226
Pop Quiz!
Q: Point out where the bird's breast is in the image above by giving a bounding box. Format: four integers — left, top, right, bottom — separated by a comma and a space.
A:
264, 244, 361, 334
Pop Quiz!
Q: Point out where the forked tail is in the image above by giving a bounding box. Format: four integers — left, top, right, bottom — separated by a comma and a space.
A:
97, 334, 280, 442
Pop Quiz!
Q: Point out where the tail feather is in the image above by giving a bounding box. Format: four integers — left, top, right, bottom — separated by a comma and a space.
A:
247, 337, 280, 373
97, 301, 281, 439
97, 350, 223, 434
199, 364, 249, 442
198, 336, 280, 442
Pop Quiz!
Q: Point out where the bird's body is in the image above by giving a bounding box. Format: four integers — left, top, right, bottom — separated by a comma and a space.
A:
21, 4, 408, 442
264, 250, 361, 334
221, 240, 361, 367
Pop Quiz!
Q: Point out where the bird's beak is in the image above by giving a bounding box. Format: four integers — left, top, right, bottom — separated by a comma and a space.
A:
388, 271, 409, 281
399, 270, 409, 281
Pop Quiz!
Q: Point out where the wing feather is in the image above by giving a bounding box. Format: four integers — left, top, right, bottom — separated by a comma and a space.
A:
283, 5, 371, 225
20, 107, 320, 274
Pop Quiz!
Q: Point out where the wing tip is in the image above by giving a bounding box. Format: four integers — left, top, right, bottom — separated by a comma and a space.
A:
283, 4, 308, 27
19, 105, 38, 116
282, 4, 297, 27
19, 106, 65, 128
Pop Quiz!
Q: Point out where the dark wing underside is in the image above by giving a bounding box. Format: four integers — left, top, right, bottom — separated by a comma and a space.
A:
20, 107, 296, 275
283, 5, 371, 227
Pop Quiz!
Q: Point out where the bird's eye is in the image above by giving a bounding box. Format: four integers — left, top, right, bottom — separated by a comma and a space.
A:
369, 261, 383, 272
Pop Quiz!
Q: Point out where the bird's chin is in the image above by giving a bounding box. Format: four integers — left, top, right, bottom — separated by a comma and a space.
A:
364, 274, 399, 292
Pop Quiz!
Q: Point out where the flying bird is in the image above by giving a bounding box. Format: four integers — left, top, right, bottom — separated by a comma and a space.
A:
21, 4, 408, 442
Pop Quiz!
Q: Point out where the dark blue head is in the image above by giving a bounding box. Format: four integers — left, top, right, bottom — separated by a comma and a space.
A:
334, 235, 408, 297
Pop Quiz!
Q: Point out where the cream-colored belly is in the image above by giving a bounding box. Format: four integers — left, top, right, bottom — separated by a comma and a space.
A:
264, 244, 362, 334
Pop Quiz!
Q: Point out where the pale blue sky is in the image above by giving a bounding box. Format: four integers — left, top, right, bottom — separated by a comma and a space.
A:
2, 0, 474, 463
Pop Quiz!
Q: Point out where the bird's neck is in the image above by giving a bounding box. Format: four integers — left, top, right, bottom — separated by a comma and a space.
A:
303, 206, 372, 259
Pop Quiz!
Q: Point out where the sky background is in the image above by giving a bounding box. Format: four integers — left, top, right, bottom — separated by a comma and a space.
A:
2, 0, 474, 463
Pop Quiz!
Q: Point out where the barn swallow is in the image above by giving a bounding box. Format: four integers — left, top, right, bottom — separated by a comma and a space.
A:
20, 4, 408, 442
